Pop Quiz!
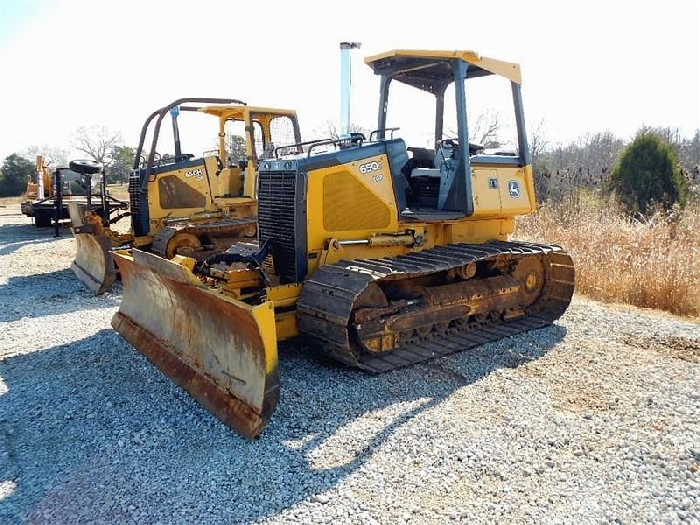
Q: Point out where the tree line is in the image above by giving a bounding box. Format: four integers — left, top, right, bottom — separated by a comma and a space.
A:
2, 123, 698, 212
531, 126, 699, 216
0, 125, 135, 197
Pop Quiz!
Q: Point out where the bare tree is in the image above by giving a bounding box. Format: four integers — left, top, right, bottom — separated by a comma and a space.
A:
528, 118, 549, 161
315, 120, 371, 141
444, 110, 501, 147
642, 126, 683, 147
469, 110, 501, 147
21, 145, 69, 167
72, 125, 123, 169
528, 119, 550, 203
584, 132, 624, 180
678, 129, 700, 184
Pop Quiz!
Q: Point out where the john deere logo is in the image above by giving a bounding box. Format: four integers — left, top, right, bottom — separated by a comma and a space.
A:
508, 180, 520, 198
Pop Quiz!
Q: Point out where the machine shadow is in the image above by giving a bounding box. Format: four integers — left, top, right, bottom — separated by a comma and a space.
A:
0, 324, 566, 523
0, 270, 120, 323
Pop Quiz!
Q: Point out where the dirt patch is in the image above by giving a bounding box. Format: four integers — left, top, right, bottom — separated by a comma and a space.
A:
516, 361, 617, 413
564, 390, 612, 410
621, 334, 700, 364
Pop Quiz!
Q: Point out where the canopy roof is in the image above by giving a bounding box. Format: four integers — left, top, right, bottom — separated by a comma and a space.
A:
365, 49, 522, 93
198, 105, 297, 120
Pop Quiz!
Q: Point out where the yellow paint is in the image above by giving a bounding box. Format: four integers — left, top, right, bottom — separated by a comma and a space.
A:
274, 312, 299, 340
442, 219, 514, 243
301, 143, 537, 262
251, 301, 279, 375
307, 153, 399, 253
470, 165, 536, 218
267, 283, 302, 307
170, 254, 196, 272
303, 159, 535, 271
266, 284, 302, 339
365, 49, 522, 84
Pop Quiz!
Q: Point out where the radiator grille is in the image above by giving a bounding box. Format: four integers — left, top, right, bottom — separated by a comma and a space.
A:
258, 170, 297, 283
128, 170, 146, 236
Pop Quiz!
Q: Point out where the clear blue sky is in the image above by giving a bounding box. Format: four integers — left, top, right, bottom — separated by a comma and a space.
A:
0, 0, 46, 44
0, 0, 698, 160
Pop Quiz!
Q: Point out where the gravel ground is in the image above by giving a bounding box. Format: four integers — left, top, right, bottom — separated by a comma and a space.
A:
0, 206, 698, 524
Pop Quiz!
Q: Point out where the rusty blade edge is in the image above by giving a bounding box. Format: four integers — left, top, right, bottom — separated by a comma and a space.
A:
112, 311, 277, 440
71, 261, 116, 295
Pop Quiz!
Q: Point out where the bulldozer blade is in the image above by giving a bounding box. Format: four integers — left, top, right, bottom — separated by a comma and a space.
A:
68, 202, 117, 295
71, 230, 117, 294
111, 249, 280, 439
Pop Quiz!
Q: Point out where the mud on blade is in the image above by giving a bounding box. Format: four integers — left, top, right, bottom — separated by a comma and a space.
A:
111, 249, 280, 439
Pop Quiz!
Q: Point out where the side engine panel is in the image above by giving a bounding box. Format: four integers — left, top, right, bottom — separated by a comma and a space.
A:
470, 164, 536, 218
306, 153, 400, 252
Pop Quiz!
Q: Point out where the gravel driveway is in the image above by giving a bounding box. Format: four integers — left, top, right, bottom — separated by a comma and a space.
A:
0, 206, 698, 524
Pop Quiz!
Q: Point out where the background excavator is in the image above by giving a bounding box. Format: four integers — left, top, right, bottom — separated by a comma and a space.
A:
70, 98, 302, 293
111, 49, 575, 439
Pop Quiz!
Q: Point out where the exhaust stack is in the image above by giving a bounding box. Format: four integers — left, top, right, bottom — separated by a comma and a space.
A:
340, 41, 361, 139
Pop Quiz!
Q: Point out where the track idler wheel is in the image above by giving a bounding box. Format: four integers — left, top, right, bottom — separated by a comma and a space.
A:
513, 255, 546, 307
166, 232, 203, 258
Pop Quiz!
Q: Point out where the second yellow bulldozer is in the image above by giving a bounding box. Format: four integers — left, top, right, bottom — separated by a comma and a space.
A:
112, 49, 575, 439
70, 98, 302, 293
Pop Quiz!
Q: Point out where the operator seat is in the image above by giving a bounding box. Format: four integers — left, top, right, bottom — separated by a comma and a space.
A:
409, 142, 457, 210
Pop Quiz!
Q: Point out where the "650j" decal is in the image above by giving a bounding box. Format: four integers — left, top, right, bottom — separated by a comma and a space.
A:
184, 168, 204, 181
359, 161, 381, 174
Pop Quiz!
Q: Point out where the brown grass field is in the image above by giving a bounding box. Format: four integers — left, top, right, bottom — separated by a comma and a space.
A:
106, 183, 129, 200
0, 195, 26, 206
516, 192, 700, 319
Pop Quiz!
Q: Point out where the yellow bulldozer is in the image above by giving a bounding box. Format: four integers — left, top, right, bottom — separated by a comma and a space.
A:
111, 49, 575, 439
70, 98, 302, 293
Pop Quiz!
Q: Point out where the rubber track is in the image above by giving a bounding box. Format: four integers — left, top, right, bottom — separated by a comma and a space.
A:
151, 218, 257, 258
296, 241, 575, 373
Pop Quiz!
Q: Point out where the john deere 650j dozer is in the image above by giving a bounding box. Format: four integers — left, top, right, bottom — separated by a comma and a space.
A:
70, 98, 301, 293
112, 50, 575, 438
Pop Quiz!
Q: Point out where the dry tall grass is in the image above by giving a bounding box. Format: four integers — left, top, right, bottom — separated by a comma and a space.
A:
0, 195, 27, 206
515, 192, 700, 319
